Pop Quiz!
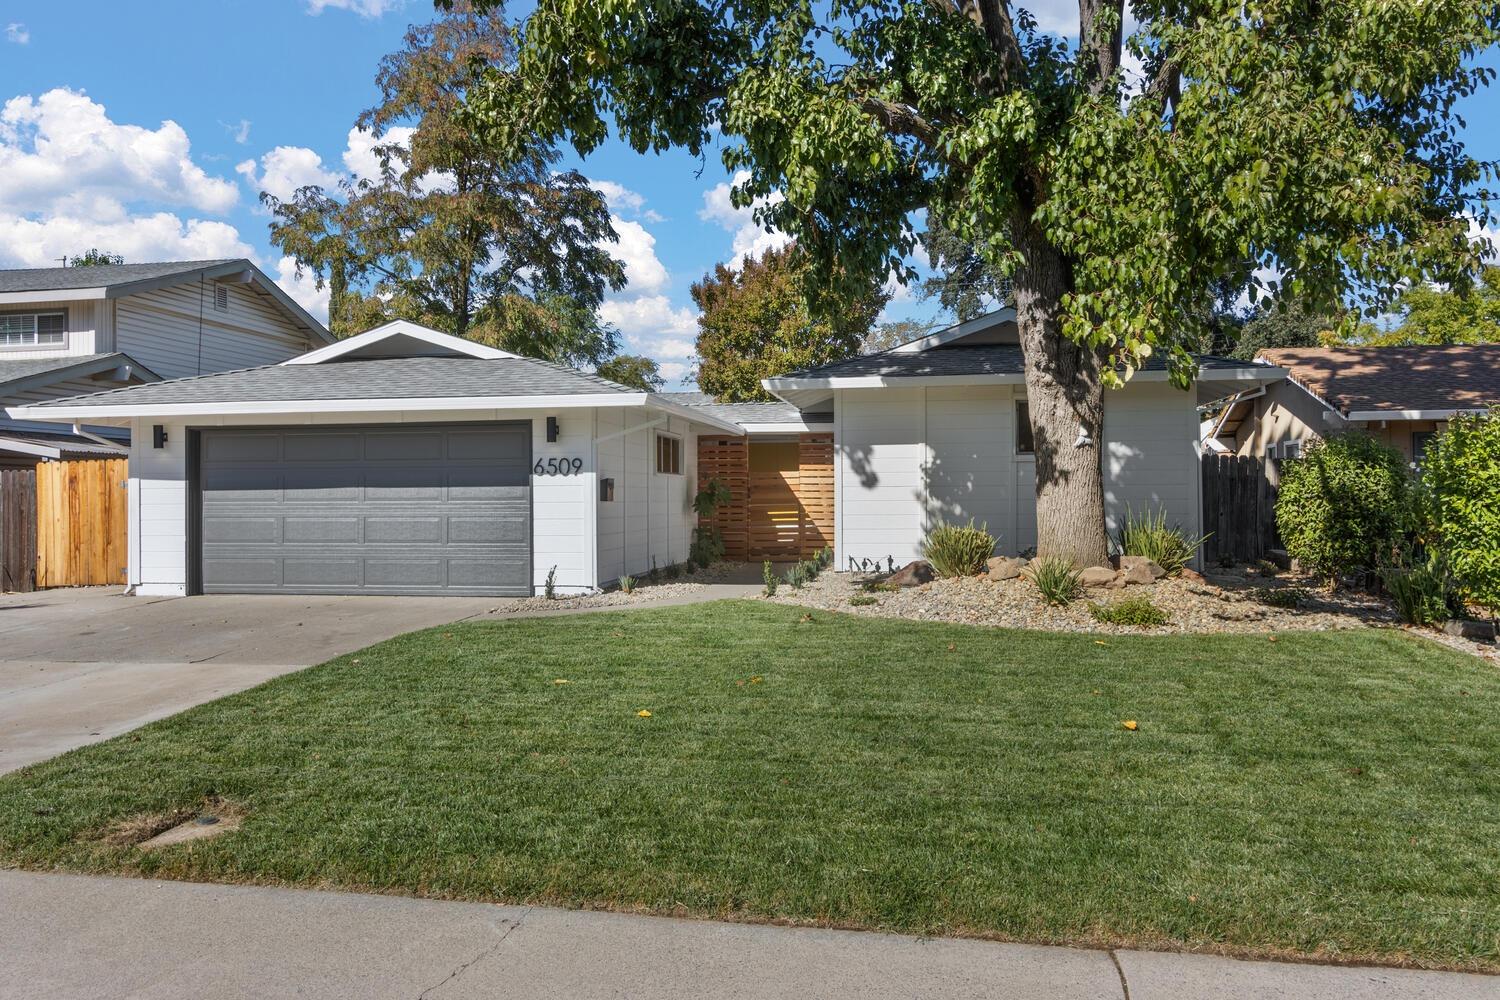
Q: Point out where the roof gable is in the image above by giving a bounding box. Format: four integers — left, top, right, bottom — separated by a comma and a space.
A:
889, 307, 1019, 353
1257, 344, 1500, 415
284, 321, 517, 365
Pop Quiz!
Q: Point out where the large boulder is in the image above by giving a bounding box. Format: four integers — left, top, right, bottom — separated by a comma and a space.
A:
1118, 555, 1166, 580
1079, 565, 1119, 588
987, 556, 1028, 581
883, 560, 936, 588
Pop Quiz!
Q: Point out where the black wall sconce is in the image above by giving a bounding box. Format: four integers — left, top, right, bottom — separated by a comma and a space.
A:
152, 424, 168, 449
599, 477, 615, 502
546, 416, 560, 442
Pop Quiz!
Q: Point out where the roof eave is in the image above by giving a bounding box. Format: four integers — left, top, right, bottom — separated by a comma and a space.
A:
6, 392, 653, 423
1344, 407, 1494, 422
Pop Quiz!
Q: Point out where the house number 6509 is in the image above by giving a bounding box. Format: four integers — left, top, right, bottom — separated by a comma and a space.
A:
534, 457, 584, 476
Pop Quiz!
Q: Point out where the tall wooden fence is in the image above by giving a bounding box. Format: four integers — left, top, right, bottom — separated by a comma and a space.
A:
0, 468, 37, 593
698, 433, 834, 562
0, 459, 128, 592
1201, 454, 1277, 565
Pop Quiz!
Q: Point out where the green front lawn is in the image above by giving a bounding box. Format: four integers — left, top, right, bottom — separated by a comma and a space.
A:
2, 602, 1497, 969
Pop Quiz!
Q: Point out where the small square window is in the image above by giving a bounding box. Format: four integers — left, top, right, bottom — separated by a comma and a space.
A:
655, 434, 682, 475
1015, 400, 1034, 455
1282, 440, 1303, 460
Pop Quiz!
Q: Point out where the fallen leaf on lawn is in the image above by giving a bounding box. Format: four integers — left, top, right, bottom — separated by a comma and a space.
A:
637, 710, 652, 718
1121, 720, 1139, 731
750, 675, 763, 684
552, 679, 570, 685
1091, 689, 1101, 696
1094, 640, 1108, 646
1268, 635, 1278, 642
611, 631, 625, 638
946, 643, 956, 652
799, 613, 814, 623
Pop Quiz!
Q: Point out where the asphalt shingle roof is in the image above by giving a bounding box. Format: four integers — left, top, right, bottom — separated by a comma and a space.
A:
657, 391, 830, 425
0, 431, 126, 457
0, 354, 129, 388
779, 345, 1255, 380
1258, 345, 1500, 414
29, 355, 639, 409
0, 260, 238, 295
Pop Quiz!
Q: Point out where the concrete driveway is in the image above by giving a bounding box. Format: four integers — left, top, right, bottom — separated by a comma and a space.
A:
0, 587, 498, 774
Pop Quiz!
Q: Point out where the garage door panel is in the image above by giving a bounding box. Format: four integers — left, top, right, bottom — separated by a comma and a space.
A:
199, 423, 531, 596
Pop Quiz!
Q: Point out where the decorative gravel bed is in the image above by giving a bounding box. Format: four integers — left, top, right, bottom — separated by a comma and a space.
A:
499, 561, 751, 612
768, 564, 1500, 662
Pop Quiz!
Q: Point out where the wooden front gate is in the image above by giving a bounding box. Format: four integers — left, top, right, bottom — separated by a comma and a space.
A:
35, 458, 129, 588
698, 433, 833, 562
0, 468, 37, 593
1201, 454, 1277, 564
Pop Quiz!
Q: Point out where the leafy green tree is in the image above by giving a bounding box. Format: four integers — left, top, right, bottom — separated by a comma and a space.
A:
692, 244, 888, 402
863, 317, 940, 355
68, 249, 124, 267
1364, 267, 1500, 346
1231, 308, 1345, 361
265, 1, 624, 367
920, 221, 1011, 321
1420, 413, 1500, 614
459, 0, 1497, 565
596, 354, 665, 391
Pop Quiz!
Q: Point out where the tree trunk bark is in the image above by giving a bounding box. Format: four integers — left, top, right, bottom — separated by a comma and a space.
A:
1012, 227, 1111, 568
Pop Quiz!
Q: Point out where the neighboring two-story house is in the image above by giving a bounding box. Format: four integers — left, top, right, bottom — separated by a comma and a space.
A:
0, 260, 331, 465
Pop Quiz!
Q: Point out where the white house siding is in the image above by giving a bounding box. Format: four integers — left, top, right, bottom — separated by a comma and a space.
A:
594, 409, 698, 586
0, 298, 111, 358
834, 381, 1202, 570
115, 281, 314, 379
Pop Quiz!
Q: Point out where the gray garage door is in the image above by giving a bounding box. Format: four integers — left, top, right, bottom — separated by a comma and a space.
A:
197, 423, 531, 596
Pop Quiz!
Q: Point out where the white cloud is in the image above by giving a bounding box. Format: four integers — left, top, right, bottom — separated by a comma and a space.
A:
598, 294, 698, 342
658, 361, 690, 382
275, 256, 331, 325
0, 211, 253, 269
0, 88, 238, 216
592, 179, 664, 223
221, 119, 252, 145
341, 125, 452, 192
699, 171, 791, 265
6, 23, 28, 44
236, 146, 342, 202
306, 0, 403, 17
609, 217, 670, 295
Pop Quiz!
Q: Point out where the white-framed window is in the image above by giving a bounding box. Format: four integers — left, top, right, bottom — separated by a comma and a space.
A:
655, 433, 682, 475
1282, 440, 1303, 461
0, 311, 66, 348
1015, 399, 1035, 455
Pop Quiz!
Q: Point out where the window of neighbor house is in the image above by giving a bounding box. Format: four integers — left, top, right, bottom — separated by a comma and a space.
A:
655, 433, 682, 475
1412, 431, 1435, 467
1015, 400, 1035, 455
0, 311, 66, 348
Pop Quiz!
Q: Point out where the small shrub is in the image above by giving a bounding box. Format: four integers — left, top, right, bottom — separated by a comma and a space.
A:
618, 574, 636, 594
920, 519, 997, 578
665, 562, 681, 580
861, 580, 900, 593
1026, 556, 1082, 606
784, 563, 807, 589
1275, 433, 1413, 585
1256, 587, 1308, 609
848, 594, 878, 607
690, 526, 725, 568
1088, 594, 1170, 627
1420, 412, 1500, 615
544, 565, 558, 600
1380, 552, 1461, 626
762, 560, 778, 596
1113, 506, 1207, 577
648, 558, 660, 584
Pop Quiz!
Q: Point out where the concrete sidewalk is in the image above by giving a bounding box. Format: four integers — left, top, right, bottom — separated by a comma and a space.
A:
0, 872, 1493, 999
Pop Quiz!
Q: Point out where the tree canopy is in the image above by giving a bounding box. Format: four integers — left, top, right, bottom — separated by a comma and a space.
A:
1362, 266, 1500, 345
459, 0, 1498, 564
265, 1, 626, 368
692, 244, 888, 402
596, 353, 665, 391
68, 249, 124, 267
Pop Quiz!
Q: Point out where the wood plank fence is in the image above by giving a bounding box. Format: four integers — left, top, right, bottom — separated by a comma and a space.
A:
698, 433, 834, 562
0, 459, 128, 592
1200, 454, 1277, 565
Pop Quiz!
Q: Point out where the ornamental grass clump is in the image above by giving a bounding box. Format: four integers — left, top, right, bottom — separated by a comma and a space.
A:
920, 519, 997, 578
1026, 556, 1082, 606
1380, 553, 1461, 626
1113, 506, 1206, 577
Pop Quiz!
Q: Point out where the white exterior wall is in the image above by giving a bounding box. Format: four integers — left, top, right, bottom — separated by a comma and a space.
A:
115, 282, 315, 379
834, 381, 1202, 570
0, 299, 112, 358
594, 408, 697, 587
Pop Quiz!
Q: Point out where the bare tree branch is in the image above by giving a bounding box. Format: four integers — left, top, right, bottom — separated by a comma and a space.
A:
856, 93, 942, 147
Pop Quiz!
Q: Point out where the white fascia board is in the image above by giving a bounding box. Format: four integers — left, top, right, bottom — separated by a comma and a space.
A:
6, 392, 650, 422
0, 436, 65, 459
1344, 408, 1491, 422
0, 288, 109, 304
767, 365, 1283, 393
284, 321, 517, 364
643, 396, 745, 435
740, 420, 835, 434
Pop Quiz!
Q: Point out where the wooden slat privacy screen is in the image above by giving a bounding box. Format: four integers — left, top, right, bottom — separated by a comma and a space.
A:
35, 458, 129, 588
697, 433, 833, 561
697, 436, 749, 560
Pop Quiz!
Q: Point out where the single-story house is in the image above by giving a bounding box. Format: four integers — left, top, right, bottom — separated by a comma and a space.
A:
0, 259, 331, 464
8, 311, 1281, 597
1205, 344, 1500, 476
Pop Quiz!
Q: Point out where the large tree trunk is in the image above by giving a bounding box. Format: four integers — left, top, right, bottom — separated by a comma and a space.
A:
1012, 228, 1110, 568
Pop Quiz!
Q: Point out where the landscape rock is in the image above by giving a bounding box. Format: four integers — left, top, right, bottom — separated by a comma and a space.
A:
883, 560, 937, 588
1115, 555, 1166, 579
1079, 566, 1119, 588
1180, 567, 1206, 583
1121, 560, 1160, 586
1444, 619, 1497, 643
986, 556, 1028, 581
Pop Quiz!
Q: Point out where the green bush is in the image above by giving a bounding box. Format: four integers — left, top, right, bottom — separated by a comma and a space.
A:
920, 519, 996, 578
618, 574, 636, 594
1112, 505, 1206, 577
689, 527, 725, 568
848, 595, 878, 607
1381, 552, 1461, 626
762, 560, 778, 597
1420, 413, 1500, 614
1025, 556, 1082, 606
1256, 587, 1308, 609
1087, 594, 1170, 627
1274, 433, 1413, 585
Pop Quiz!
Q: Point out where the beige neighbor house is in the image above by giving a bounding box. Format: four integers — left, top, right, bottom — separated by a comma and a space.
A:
1205, 344, 1500, 479
0, 259, 331, 465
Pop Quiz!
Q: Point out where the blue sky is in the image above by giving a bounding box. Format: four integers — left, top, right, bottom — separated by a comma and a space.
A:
1, 2, 1496, 387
